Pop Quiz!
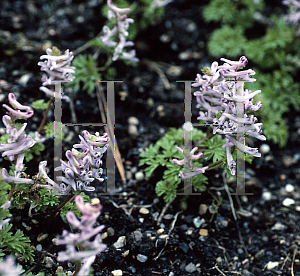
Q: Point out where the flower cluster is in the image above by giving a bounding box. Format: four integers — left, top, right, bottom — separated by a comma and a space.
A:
39, 131, 109, 195
0, 93, 35, 185
192, 56, 266, 175
0, 256, 23, 276
173, 147, 208, 180
38, 46, 75, 101
100, 0, 139, 63
283, 0, 300, 35
55, 195, 106, 276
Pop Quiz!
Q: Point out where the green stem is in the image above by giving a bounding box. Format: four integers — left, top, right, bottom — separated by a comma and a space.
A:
37, 97, 53, 134
7, 184, 15, 201
73, 261, 81, 276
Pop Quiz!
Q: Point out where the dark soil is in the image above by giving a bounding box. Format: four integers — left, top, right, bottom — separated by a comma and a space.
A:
1, 0, 300, 276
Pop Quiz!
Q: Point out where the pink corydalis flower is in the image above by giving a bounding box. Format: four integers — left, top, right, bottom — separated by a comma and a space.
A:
173, 147, 208, 180
55, 195, 106, 276
38, 47, 75, 86
2, 93, 33, 119
100, 0, 139, 63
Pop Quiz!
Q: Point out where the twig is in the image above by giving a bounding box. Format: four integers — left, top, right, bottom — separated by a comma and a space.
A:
222, 170, 237, 221
157, 200, 173, 226
141, 59, 171, 90
281, 253, 290, 270
213, 264, 226, 276
153, 211, 182, 261
37, 97, 53, 134
291, 248, 297, 276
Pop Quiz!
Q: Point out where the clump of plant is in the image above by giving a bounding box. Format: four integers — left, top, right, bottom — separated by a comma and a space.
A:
203, 0, 300, 146
0, 43, 111, 274
67, 0, 173, 95
139, 127, 208, 202
140, 56, 261, 203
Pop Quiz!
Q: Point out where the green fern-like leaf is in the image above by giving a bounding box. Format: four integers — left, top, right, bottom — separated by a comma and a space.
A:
0, 223, 34, 263
208, 25, 247, 58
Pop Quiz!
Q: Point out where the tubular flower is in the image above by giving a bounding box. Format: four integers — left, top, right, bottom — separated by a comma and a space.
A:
0, 94, 35, 162
192, 56, 266, 175
55, 195, 106, 276
283, 0, 300, 35
2, 93, 33, 120
0, 256, 23, 276
100, 0, 139, 63
42, 131, 109, 194
38, 46, 75, 101
38, 47, 75, 85
172, 147, 208, 180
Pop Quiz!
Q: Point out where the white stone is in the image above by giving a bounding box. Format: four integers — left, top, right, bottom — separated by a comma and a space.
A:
285, 184, 295, 193
266, 261, 279, 270
259, 144, 270, 154
282, 198, 295, 207
135, 171, 144, 181
262, 191, 272, 201
136, 254, 148, 262
128, 125, 138, 136
271, 222, 287, 231
113, 236, 126, 249
128, 116, 139, 125
139, 207, 149, 214
111, 270, 123, 276
193, 217, 204, 228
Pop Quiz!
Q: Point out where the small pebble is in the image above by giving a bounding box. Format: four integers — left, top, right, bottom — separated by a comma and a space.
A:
262, 191, 272, 201
282, 198, 295, 207
113, 236, 126, 249
107, 227, 115, 236
111, 270, 123, 276
266, 261, 279, 270
18, 74, 31, 86
133, 230, 143, 241
127, 266, 136, 273
136, 254, 148, 263
255, 249, 265, 259
91, 198, 100, 205
135, 171, 144, 181
259, 144, 270, 154
285, 184, 295, 193
193, 217, 204, 228
271, 222, 287, 231
199, 204, 208, 215
128, 117, 139, 125
128, 125, 138, 136
199, 229, 208, 236
139, 207, 149, 214
101, 232, 108, 240
44, 256, 54, 268
122, 250, 129, 257
216, 257, 222, 263
185, 262, 197, 273
237, 248, 244, 254
36, 244, 42, 251
157, 229, 164, 234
